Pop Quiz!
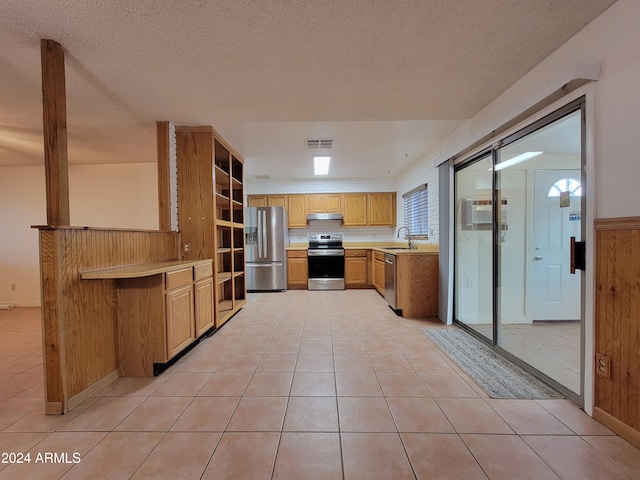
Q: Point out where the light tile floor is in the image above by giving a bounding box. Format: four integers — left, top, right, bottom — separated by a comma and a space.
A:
470, 322, 581, 394
1, 290, 640, 479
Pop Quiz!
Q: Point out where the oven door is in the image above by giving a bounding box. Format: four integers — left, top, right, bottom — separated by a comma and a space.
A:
307, 249, 345, 290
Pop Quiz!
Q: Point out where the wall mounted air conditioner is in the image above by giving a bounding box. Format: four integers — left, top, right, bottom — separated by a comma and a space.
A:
461, 198, 508, 231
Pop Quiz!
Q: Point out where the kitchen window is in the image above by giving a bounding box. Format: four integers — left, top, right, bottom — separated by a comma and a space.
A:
403, 184, 428, 238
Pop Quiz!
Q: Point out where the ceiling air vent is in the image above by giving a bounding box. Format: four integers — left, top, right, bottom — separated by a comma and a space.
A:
306, 138, 333, 150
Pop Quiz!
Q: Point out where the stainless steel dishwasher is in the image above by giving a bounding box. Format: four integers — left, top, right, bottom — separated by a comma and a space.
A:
384, 253, 397, 309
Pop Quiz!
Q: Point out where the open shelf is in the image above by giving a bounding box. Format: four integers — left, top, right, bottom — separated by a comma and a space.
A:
217, 272, 232, 283
176, 126, 245, 331
217, 226, 231, 249
231, 156, 243, 183
214, 140, 230, 173
234, 275, 246, 302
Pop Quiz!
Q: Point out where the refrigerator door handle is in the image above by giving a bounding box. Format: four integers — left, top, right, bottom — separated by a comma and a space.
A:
257, 209, 263, 258
262, 209, 268, 257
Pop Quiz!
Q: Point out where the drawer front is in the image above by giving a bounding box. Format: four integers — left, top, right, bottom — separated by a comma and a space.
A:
346, 249, 368, 257
373, 251, 385, 262
194, 262, 213, 281
287, 250, 308, 258
166, 267, 193, 290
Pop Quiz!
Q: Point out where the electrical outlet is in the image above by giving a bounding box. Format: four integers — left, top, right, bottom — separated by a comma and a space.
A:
10, 283, 16, 291
596, 353, 611, 379
466, 278, 474, 288
184, 243, 190, 253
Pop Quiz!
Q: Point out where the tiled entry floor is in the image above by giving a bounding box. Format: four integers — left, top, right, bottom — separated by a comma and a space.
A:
1, 290, 640, 479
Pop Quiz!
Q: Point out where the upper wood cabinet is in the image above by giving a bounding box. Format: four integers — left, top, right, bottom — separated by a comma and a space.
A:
247, 196, 267, 207
267, 195, 286, 207
247, 195, 286, 208
324, 194, 342, 213
287, 195, 308, 228
246, 192, 395, 228
342, 194, 368, 226
368, 193, 396, 226
308, 194, 324, 213
308, 193, 341, 213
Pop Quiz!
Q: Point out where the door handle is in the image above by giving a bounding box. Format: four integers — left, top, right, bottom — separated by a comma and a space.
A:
534, 255, 543, 261
570, 236, 586, 274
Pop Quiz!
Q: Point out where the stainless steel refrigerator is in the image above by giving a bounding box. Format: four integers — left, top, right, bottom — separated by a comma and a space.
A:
245, 206, 288, 291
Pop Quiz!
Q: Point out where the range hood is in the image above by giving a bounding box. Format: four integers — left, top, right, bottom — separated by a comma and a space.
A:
307, 213, 343, 222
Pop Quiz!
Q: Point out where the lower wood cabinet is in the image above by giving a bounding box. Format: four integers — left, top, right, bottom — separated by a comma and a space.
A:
115, 261, 214, 376
166, 284, 195, 358
287, 250, 308, 289
345, 249, 369, 288
394, 254, 438, 318
194, 276, 214, 336
372, 251, 385, 295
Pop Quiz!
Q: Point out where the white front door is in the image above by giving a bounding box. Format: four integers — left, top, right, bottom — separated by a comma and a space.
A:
531, 170, 581, 321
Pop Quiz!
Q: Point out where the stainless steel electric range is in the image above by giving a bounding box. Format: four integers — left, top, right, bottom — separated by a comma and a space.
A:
307, 233, 345, 290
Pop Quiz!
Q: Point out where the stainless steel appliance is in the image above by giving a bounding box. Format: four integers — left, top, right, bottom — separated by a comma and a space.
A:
384, 253, 397, 309
245, 206, 288, 291
307, 233, 345, 290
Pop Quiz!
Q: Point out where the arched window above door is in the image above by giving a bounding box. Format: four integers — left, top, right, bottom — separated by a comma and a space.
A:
547, 178, 582, 197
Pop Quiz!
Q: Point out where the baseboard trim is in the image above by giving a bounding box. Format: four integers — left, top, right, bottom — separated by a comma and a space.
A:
45, 402, 64, 415
593, 407, 640, 449
66, 370, 120, 413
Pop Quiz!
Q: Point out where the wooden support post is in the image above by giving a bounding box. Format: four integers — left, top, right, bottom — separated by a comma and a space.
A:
41, 39, 70, 226
157, 121, 172, 231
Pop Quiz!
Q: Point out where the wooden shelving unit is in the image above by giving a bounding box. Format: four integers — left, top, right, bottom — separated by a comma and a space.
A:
176, 126, 246, 329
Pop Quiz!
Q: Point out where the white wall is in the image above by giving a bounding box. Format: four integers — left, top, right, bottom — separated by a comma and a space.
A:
395, 0, 640, 412
69, 163, 158, 230
0, 166, 46, 307
421, 0, 640, 221
0, 163, 158, 306
396, 151, 440, 245
245, 177, 399, 243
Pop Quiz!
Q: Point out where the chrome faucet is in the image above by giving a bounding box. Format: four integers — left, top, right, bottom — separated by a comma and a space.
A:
397, 226, 416, 249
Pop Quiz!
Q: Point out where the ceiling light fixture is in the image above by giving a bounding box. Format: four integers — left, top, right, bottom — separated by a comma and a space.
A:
490, 151, 543, 171
314, 155, 331, 175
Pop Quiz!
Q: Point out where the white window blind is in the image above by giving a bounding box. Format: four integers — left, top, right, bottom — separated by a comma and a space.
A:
403, 184, 428, 237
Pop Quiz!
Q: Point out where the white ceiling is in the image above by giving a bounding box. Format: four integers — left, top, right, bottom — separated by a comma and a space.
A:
0, 0, 617, 179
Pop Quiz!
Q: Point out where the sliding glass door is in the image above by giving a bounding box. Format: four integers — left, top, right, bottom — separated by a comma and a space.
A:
454, 101, 585, 401
454, 153, 494, 343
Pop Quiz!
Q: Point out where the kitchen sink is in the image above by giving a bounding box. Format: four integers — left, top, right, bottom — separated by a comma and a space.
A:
381, 246, 412, 250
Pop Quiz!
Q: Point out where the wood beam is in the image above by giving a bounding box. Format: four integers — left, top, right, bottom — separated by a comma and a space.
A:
157, 121, 172, 230
41, 39, 70, 226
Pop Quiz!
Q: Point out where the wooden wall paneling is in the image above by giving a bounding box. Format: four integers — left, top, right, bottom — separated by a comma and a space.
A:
39, 229, 66, 414
157, 121, 172, 231
38, 227, 180, 412
40, 39, 70, 226
595, 217, 640, 439
176, 131, 214, 260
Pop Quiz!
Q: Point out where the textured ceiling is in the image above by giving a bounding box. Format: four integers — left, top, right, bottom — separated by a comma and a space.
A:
0, 0, 617, 179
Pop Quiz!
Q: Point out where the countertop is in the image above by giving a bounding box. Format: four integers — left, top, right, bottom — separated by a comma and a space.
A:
81, 259, 212, 279
286, 243, 438, 255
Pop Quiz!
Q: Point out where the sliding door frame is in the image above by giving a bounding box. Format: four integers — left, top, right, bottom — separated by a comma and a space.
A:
453, 97, 587, 405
